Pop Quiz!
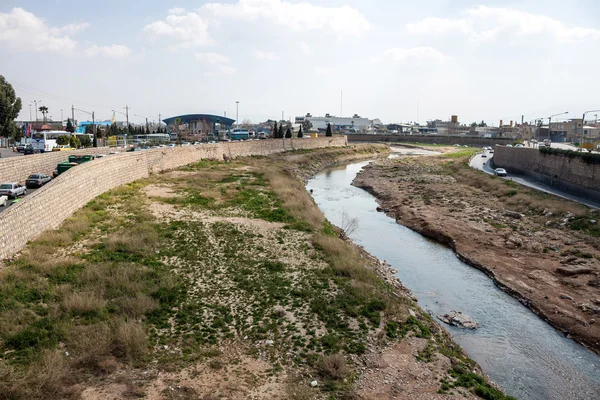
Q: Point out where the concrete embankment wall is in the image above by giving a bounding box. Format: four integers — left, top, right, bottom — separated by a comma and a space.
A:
493, 146, 600, 202
0, 136, 347, 261
0, 147, 113, 183
347, 134, 513, 147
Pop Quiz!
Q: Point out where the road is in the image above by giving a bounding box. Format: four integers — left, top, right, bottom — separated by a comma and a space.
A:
0, 147, 25, 159
470, 150, 600, 209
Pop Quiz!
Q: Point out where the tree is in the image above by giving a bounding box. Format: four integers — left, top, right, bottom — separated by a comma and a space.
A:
278, 124, 283, 139
85, 124, 93, 135
95, 126, 103, 138
69, 135, 81, 149
326, 123, 332, 137
174, 117, 182, 144
66, 118, 75, 133
301, 119, 312, 133
79, 134, 92, 148
0, 75, 22, 140
478, 120, 487, 127
471, 122, 478, 128
285, 126, 292, 138
298, 126, 303, 138
273, 121, 278, 138
39, 106, 49, 122
56, 135, 70, 145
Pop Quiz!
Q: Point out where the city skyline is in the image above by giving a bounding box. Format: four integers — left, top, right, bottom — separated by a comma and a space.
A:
2, 0, 599, 125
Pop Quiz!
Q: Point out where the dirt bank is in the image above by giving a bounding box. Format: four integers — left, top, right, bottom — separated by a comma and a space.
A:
353, 149, 600, 354
0, 145, 513, 400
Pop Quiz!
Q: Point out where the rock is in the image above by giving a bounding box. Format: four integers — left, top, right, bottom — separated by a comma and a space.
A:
437, 311, 479, 329
310, 380, 318, 387
555, 266, 594, 276
504, 211, 522, 219
560, 294, 574, 301
264, 340, 274, 346
409, 309, 416, 318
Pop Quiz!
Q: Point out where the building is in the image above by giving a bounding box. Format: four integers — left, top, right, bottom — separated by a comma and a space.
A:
295, 113, 372, 132
547, 118, 583, 142
162, 114, 235, 140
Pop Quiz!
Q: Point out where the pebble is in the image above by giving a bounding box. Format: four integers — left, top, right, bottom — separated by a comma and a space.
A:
310, 380, 318, 387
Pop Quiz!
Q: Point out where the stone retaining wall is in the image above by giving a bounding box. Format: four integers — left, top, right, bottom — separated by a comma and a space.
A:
493, 145, 600, 202
0, 147, 112, 183
0, 136, 347, 261
348, 134, 513, 147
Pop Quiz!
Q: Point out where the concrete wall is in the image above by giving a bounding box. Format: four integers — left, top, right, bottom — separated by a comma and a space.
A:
0, 147, 113, 184
0, 136, 347, 261
347, 134, 513, 147
493, 146, 600, 202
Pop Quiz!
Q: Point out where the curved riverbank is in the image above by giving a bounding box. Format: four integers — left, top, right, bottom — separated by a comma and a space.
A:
353, 153, 600, 356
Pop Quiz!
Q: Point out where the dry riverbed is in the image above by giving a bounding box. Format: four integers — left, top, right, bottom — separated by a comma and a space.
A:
353, 145, 600, 355
0, 145, 511, 399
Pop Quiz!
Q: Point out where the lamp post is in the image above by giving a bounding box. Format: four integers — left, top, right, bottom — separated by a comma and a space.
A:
73, 107, 95, 143
33, 100, 42, 122
236, 101, 240, 129
548, 111, 568, 142
580, 109, 600, 151
28, 104, 32, 122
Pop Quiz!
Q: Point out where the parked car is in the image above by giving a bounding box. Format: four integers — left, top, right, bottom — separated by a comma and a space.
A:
0, 195, 7, 207
15, 143, 26, 152
506, 144, 513, 147
494, 168, 507, 177
481, 153, 487, 158
26, 173, 52, 188
52, 145, 76, 152
0, 183, 27, 199
515, 144, 524, 148
23, 145, 39, 155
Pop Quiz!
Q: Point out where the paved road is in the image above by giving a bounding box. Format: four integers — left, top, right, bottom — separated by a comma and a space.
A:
0, 147, 25, 159
470, 150, 600, 209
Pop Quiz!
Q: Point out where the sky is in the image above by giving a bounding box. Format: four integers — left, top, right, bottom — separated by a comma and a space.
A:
1, 0, 599, 126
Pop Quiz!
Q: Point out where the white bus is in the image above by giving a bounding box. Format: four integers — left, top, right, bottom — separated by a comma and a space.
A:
31, 131, 67, 152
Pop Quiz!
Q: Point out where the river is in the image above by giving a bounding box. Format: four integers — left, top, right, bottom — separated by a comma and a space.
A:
306, 160, 600, 400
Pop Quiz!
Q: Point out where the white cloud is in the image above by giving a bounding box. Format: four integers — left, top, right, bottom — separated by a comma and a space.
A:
0, 7, 77, 52
297, 41, 312, 55
204, 0, 370, 37
85, 44, 132, 58
143, 12, 213, 48
195, 52, 236, 75
406, 6, 600, 43
60, 22, 89, 35
381, 47, 447, 64
314, 66, 332, 76
253, 50, 279, 61
168, 7, 186, 15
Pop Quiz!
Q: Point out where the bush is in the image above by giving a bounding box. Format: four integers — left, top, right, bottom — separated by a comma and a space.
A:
69, 136, 81, 149
79, 135, 92, 148
56, 135, 70, 145
319, 354, 349, 380
539, 146, 600, 164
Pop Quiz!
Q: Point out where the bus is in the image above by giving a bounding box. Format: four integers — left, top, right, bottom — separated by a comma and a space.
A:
132, 134, 171, 145
31, 131, 67, 152
229, 128, 250, 141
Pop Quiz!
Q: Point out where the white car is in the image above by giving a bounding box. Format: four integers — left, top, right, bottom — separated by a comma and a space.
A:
0, 183, 27, 199
0, 195, 7, 207
494, 168, 507, 177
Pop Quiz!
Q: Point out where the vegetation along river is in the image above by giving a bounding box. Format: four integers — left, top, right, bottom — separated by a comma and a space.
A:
306, 160, 600, 400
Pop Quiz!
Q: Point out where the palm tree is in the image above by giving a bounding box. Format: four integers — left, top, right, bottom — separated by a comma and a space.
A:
39, 106, 49, 123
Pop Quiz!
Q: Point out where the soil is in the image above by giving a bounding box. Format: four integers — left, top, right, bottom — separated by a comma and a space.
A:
353, 148, 600, 354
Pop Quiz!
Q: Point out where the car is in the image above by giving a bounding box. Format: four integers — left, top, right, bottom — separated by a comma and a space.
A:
494, 168, 507, 177
506, 144, 513, 147
489, 149, 494, 154
25, 173, 52, 188
481, 153, 487, 158
23, 145, 40, 155
0, 195, 7, 207
515, 144, 524, 148
16, 143, 26, 152
51, 145, 75, 151
0, 182, 27, 199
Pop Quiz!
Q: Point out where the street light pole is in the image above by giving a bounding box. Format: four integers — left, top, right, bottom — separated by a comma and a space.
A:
33, 100, 42, 121
236, 101, 239, 129
548, 111, 568, 142
580, 109, 600, 151
28, 104, 32, 122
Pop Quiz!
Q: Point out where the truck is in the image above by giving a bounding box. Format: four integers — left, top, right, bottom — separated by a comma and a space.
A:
52, 155, 95, 177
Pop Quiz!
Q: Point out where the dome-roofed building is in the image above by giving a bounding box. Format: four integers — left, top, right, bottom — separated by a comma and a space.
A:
162, 114, 235, 141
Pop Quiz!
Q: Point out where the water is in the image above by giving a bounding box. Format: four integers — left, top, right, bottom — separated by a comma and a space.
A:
307, 160, 600, 400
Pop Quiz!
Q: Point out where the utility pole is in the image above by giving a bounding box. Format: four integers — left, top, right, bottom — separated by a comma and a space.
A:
125, 105, 130, 130
33, 100, 42, 121
61, 109, 63, 123
158, 113, 161, 130
28, 104, 32, 122
340, 90, 343, 118
236, 101, 240, 128
92, 111, 95, 138
72, 105, 75, 125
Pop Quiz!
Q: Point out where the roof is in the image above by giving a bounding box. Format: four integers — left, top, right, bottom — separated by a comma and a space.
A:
162, 114, 235, 126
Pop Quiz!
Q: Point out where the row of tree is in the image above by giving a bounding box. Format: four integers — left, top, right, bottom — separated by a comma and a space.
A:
271, 121, 332, 138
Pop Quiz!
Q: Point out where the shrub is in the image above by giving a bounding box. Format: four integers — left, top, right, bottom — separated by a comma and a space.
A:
319, 354, 349, 380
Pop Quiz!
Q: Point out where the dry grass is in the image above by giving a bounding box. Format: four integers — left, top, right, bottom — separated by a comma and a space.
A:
62, 291, 106, 316
68, 323, 112, 371
319, 354, 349, 380
116, 294, 158, 318
112, 319, 148, 362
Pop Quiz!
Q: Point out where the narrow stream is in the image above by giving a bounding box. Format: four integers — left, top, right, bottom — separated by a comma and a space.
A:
307, 160, 600, 400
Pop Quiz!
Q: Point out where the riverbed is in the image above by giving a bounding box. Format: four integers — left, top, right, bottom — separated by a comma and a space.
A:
307, 160, 600, 400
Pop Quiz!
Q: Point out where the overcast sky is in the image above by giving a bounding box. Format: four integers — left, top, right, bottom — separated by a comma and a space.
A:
2, 0, 599, 126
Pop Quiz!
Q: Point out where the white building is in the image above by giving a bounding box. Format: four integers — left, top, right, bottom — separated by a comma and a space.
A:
295, 114, 372, 132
